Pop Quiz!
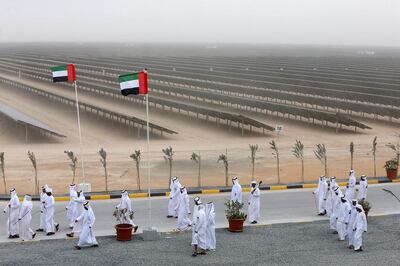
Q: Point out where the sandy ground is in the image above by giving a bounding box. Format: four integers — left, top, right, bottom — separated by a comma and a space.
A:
0, 70, 399, 195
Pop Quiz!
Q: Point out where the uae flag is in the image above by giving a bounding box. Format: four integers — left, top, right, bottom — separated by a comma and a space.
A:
118, 71, 148, 96
50, 64, 76, 83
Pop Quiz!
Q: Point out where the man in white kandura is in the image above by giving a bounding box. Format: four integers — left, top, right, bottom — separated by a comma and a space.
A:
313, 176, 327, 215
231, 176, 242, 203
329, 186, 342, 233
205, 201, 216, 251
330, 176, 337, 189
44, 188, 59, 236
248, 181, 261, 224
345, 170, 356, 201
3, 188, 21, 238
337, 196, 351, 241
358, 175, 368, 201
116, 190, 138, 232
352, 204, 367, 252
191, 199, 207, 257
18, 195, 36, 241
325, 180, 333, 216
37, 185, 48, 232
347, 199, 358, 249
167, 177, 181, 218
75, 201, 98, 250
66, 190, 86, 238
177, 187, 191, 231
66, 184, 78, 229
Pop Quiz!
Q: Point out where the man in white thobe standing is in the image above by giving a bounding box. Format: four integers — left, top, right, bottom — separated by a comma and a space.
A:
191, 200, 207, 257
205, 201, 216, 251
345, 170, 356, 201
3, 188, 20, 238
352, 204, 367, 252
116, 190, 138, 232
167, 177, 181, 218
75, 201, 98, 250
37, 185, 48, 232
18, 195, 36, 241
313, 176, 327, 215
66, 184, 78, 229
358, 175, 368, 201
44, 188, 59, 236
347, 199, 358, 249
248, 181, 260, 224
177, 187, 191, 231
231, 177, 242, 203
337, 196, 351, 241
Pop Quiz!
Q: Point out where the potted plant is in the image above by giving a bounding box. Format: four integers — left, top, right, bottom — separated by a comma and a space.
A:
384, 159, 398, 180
113, 209, 134, 241
359, 199, 371, 219
225, 200, 246, 232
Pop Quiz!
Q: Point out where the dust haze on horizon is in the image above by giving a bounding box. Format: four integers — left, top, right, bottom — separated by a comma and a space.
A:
0, 0, 399, 48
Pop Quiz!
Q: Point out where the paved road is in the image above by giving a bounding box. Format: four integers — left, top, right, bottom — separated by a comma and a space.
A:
1, 183, 400, 243
0, 214, 399, 265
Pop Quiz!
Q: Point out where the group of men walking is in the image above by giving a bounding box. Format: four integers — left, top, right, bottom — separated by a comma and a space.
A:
313, 170, 368, 251
167, 176, 261, 256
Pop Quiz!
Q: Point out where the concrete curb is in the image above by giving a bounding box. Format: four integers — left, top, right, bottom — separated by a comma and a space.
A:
0, 176, 396, 202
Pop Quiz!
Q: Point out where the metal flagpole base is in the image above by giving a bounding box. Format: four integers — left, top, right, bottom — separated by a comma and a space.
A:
142, 227, 160, 241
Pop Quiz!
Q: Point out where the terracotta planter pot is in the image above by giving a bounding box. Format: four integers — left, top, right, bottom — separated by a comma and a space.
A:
115, 223, 133, 241
386, 169, 398, 180
228, 218, 245, 232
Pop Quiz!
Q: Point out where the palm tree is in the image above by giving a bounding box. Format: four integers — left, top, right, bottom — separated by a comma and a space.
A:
249, 144, 258, 181
269, 140, 280, 184
0, 152, 6, 194
130, 150, 141, 190
314, 144, 328, 176
98, 148, 108, 192
217, 149, 229, 186
350, 142, 354, 170
372, 136, 377, 177
292, 140, 305, 182
386, 133, 400, 167
27, 151, 39, 195
64, 150, 78, 184
190, 152, 201, 187
162, 146, 174, 188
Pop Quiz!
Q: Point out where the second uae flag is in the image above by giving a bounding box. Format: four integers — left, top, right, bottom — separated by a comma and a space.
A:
118, 71, 148, 96
50, 64, 76, 83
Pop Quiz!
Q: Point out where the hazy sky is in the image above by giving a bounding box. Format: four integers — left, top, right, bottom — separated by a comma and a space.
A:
1, 0, 399, 46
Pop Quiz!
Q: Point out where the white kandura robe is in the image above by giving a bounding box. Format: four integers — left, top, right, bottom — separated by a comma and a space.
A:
191, 204, 199, 242
231, 180, 242, 203
329, 190, 342, 230
248, 187, 260, 222
19, 198, 34, 240
325, 183, 333, 216
345, 172, 356, 201
205, 202, 216, 250
337, 200, 351, 240
39, 191, 47, 230
66, 187, 78, 228
314, 178, 327, 214
358, 179, 368, 200
77, 206, 98, 247
177, 189, 191, 230
167, 180, 181, 217
353, 209, 367, 250
191, 205, 207, 250
72, 193, 86, 234
116, 192, 136, 226
4, 191, 20, 236
44, 195, 57, 233
347, 204, 358, 247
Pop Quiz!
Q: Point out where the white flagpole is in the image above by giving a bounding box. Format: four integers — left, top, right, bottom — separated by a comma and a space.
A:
74, 81, 86, 184
145, 93, 152, 227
